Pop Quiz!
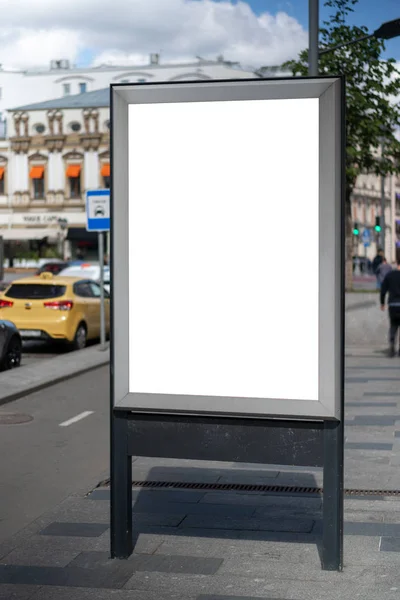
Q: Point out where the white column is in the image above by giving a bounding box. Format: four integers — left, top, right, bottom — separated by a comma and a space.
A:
21, 153, 29, 192
13, 154, 20, 193
55, 152, 64, 190
47, 153, 55, 190
84, 151, 92, 190
91, 151, 99, 189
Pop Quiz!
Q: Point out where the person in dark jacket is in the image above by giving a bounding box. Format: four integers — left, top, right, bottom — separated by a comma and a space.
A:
373, 249, 384, 288
376, 257, 392, 286
380, 258, 400, 356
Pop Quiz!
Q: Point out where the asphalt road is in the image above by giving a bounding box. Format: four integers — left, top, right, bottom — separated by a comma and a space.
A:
0, 366, 109, 544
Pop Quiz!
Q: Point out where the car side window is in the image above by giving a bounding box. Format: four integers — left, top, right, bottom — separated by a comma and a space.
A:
89, 282, 101, 298
73, 282, 92, 298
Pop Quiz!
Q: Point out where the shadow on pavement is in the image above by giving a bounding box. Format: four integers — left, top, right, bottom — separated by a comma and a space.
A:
129, 465, 322, 565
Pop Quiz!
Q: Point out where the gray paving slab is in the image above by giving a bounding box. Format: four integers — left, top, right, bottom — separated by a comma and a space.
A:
364, 392, 400, 396
179, 515, 315, 533
344, 442, 393, 450
70, 550, 223, 575
346, 401, 398, 407
199, 493, 322, 509
0, 564, 133, 589
380, 537, 400, 552
30, 588, 192, 600
198, 597, 282, 600
39, 523, 108, 538
133, 501, 256, 518
123, 571, 291, 598
0, 585, 38, 600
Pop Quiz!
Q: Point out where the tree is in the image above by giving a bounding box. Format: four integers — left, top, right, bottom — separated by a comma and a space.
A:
282, 0, 400, 289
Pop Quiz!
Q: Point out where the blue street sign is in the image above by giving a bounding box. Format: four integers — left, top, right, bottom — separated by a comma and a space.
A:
86, 189, 110, 232
364, 241, 371, 248
362, 228, 371, 242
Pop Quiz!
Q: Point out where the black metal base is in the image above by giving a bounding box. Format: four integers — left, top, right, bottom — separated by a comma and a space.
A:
110, 411, 343, 570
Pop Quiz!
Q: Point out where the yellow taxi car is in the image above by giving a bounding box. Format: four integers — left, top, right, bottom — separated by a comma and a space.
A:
0, 272, 110, 349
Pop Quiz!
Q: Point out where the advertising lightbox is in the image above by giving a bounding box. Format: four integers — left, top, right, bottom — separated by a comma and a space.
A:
111, 77, 343, 420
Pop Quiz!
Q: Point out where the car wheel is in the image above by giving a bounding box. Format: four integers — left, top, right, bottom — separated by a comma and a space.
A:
1, 336, 22, 371
72, 323, 87, 351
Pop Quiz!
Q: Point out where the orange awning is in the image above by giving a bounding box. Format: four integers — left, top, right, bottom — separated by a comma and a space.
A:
66, 164, 81, 178
0, 167, 4, 179
29, 166, 44, 179
101, 164, 110, 177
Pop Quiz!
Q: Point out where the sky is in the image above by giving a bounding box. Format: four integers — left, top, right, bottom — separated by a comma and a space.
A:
0, 0, 399, 71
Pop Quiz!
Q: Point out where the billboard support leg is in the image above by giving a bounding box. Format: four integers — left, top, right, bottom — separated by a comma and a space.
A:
322, 419, 344, 571
110, 411, 132, 558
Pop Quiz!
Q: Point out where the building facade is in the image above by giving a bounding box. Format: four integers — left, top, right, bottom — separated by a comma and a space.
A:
0, 89, 112, 261
0, 55, 257, 132
0, 58, 260, 262
351, 171, 399, 264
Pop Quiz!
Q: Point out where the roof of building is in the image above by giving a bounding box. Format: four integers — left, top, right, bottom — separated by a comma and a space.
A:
10, 87, 110, 111
23, 59, 246, 77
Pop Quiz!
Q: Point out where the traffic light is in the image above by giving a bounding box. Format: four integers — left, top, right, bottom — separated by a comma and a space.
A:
375, 216, 381, 232
353, 222, 359, 236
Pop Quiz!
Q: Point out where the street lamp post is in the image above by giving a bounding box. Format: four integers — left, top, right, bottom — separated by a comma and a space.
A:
308, 0, 319, 76
380, 140, 386, 255
318, 18, 400, 56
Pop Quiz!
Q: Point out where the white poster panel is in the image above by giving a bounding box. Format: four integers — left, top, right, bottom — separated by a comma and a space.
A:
112, 77, 343, 419
128, 99, 319, 401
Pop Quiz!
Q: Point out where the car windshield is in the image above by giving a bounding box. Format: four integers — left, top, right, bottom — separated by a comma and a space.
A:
5, 284, 67, 300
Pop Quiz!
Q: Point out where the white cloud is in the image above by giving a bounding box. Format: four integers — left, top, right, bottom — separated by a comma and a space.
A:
0, 0, 308, 70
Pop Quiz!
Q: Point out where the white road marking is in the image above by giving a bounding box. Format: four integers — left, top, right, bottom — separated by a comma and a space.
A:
59, 411, 94, 427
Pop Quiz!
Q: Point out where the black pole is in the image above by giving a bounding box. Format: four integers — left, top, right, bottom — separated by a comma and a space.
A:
110, 411, 133, 558
319, 33, 373, 55
322, 420, 344, 570
109, 86, 132, 559
308, 0, 319, 76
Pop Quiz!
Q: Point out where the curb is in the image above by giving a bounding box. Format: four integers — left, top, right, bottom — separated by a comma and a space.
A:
0, 346, 110, 408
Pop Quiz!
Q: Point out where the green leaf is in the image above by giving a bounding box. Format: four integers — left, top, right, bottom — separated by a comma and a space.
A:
283, 0, 400, 192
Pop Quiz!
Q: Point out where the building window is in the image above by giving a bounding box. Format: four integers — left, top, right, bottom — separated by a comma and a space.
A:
105, 120, 110, 131
30, 166, 45, 199
34, 123, 45, 134
69, 121, 81, 132
101, 164, 110, 188
63, 83, 71, 95
120, 79, 129, 83
0, 166, 5, 195
79, 82, 87, 94
66, 164, 81, 198
138, 78, 146, 83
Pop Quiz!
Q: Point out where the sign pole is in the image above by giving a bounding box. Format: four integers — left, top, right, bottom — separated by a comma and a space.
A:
308, 0, 343, 572
98, 231, 106, 347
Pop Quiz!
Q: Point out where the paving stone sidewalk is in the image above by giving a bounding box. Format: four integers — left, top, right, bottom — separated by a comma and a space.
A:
1, 346, 400, 599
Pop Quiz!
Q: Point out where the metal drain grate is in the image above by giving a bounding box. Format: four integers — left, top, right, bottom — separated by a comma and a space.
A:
95, 479, 400, 497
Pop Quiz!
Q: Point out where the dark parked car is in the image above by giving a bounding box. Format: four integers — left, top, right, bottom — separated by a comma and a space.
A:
36, 261, 70, 276
0, 320, 22, 371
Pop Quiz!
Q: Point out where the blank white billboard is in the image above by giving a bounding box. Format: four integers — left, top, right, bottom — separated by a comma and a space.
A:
112, 77, 343, 419
128, 99, 319, 401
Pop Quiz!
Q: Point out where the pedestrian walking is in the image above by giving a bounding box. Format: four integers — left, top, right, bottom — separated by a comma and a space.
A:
373, 248, 384, 288
376, 257, 392, 287
380, 258, 400, 357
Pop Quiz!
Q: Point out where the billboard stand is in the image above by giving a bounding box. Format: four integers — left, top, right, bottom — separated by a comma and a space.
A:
323, 420, 344, 570
110, 76, 345, 571
110, 411, 132, 558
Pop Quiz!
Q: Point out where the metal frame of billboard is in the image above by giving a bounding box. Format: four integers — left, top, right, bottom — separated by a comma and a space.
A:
110, 76, 345, 571
111, 76, 343, 421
